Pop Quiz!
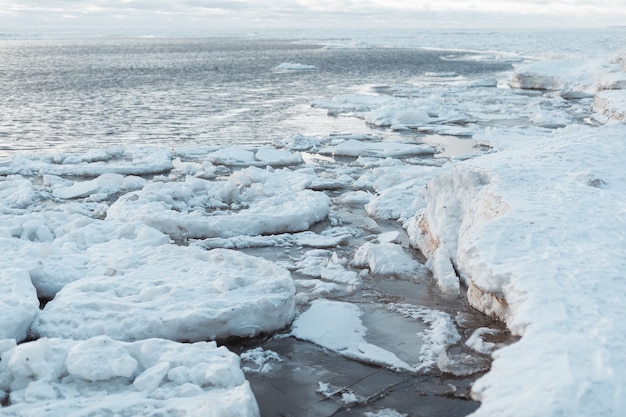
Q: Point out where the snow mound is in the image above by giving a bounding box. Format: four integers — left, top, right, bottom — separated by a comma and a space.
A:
0, 336, 259, 416
32, 247, 296, 342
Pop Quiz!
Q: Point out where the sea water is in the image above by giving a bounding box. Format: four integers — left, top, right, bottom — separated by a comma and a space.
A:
0, 37, 511, 156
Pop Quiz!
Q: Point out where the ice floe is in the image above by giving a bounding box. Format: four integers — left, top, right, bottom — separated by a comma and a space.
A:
33, 247, 295, 341
0, 336, 259, 416
0, 147, 173, 177
291, 299, 414, 371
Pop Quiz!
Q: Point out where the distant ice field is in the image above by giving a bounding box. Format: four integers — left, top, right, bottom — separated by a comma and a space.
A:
0, 37, 511, 156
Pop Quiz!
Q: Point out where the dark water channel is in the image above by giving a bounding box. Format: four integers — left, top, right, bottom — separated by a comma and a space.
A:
222, 149, 515, 417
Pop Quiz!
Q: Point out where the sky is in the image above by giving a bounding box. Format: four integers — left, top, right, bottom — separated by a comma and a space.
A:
1, 0, 625, 34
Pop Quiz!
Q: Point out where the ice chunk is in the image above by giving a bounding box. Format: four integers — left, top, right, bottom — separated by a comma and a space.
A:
291, 299, 413, 371
273, 133, 321, 151
0, 147, 173, 177
33, 247, 295, 341
352, 242, 427, 277
66, 336, 138, 381
311, 94, 392, 114
320, 139, 435, 158
365, 105, 430, 128
0, 176, 37, 213
206, 146, 301, 166
0, 337, 259, 416
593, 90, 626, 123
195, 230, 349, 250
108, 187, 330, 240
336, 190, 372, 207
273, 62, 316, 71
11, 216, 170, 299
510, 58, 622, 99
0, 269, 38, 342
465, 327, 499, 355
52, 173, 124, 200
240, 347, 282, 374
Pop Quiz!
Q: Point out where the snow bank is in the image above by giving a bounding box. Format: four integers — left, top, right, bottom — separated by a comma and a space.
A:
33, 247, 295, 342
0, 336, 259, 416
409, 124, 626, 416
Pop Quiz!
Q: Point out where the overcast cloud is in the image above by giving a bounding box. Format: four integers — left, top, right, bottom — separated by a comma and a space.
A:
1, 0, 625, 32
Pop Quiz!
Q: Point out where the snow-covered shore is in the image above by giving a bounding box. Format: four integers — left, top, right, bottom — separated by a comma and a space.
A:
407, 54, 626, 416
0, 37, 625, 416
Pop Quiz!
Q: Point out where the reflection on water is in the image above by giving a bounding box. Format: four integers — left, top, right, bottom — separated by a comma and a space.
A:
0, 38, 511, 157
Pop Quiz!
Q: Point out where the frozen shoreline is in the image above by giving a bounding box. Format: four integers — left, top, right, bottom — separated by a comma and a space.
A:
0, 34, 625, 416
407, 53, 626, 416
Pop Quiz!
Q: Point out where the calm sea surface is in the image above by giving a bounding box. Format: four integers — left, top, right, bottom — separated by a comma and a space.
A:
0, 37, 510, 156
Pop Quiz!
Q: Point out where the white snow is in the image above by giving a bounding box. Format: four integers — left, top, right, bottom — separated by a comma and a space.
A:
0, 336, 259, 416
409, 122, 626, 415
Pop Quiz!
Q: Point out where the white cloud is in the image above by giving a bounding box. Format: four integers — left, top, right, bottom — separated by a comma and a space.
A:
0, 0, 624, 30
